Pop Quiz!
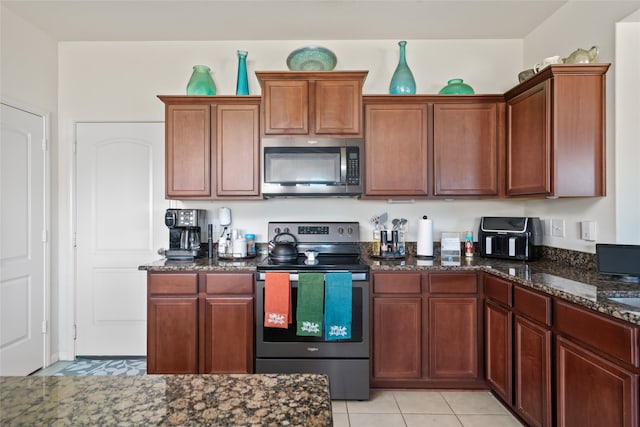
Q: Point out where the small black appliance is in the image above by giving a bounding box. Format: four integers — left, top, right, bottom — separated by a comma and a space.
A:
164, 208, 207, 260
479, 217, 542, 261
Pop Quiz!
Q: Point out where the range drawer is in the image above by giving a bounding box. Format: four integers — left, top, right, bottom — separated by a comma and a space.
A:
514, 286, 552, 326
373, 272, 422, 294
483, 274, 512, 307
148, 272, 198, 295
555, 299, 639, 367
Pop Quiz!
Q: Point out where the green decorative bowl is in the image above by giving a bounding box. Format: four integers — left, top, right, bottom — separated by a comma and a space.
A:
286, 46, 337, 71
438, 78, 475, 95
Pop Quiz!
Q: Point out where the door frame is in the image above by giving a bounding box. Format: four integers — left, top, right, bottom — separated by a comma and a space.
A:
1, 97, 51, 370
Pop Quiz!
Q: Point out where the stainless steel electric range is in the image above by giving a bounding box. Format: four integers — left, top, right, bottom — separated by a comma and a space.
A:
255, 221, 370, 400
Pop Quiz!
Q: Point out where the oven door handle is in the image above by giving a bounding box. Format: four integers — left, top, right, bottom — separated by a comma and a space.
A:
257, 272, 367, 281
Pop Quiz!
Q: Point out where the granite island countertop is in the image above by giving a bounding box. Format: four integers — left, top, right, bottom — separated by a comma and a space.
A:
0, 374, 332, 427
139, 253, 640, 326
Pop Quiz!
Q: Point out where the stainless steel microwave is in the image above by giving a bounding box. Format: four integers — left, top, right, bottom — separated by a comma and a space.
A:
261, 138, 363, 197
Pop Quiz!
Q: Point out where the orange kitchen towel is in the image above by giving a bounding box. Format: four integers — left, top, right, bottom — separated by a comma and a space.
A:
264, 272, 291, 328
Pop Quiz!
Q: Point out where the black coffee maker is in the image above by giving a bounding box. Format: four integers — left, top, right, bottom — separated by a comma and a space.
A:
165, 209, 207, 260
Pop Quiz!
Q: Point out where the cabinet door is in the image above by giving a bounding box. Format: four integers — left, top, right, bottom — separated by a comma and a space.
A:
203, 296, 254, 374
364, 103, 428, 196
214, 103, 260, 196
433, 103, 500, 196
147, 296, 198, 374
485, 300, 513, 403
165, 104, 211, 198
506, 81, 551, 196
315, 79, 362, 135
428, 297, 479, 380
515, 315, 552, 427
372, 296, 422, 380
556, 336, 638, 427
261, 80, 309, 135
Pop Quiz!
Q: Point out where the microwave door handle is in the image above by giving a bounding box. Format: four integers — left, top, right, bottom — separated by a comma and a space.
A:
340, 147, 347, 183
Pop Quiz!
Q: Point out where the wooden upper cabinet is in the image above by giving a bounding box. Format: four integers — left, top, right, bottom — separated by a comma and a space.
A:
256, 71, 367, 137
433, 101, 503, 197
165, 104, 211, 198
214, 103, 260, 197
504, 64, 609, 197
364, 99, 429, 196
159, 96, 261, 200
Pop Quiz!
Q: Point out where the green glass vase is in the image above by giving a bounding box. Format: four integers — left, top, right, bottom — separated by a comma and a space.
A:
186, 65, 216, 96
236, 51, 249, 95
389, 41, 416, 95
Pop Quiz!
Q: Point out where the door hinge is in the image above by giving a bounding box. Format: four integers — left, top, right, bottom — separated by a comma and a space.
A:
72, 324, 77, 340
42, 230, 48, 243
41, 320, 48, 334
73, 232, 77, 248
42, 138, 48, 151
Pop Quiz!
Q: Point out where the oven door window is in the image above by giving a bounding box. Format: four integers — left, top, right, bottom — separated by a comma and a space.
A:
264, 147, 342, 185
261, 285, 363, 343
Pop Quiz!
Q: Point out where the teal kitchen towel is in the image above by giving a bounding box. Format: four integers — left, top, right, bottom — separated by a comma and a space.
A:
324, 272, 352, 340
296, 273, 324, 336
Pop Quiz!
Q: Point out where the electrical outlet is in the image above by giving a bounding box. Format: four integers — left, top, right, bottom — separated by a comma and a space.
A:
551, 218, 565, 238
581, 220, 597, 241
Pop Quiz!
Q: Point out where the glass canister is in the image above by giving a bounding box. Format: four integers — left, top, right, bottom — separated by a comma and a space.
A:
245, 233, 256, 256
438, 78, 475, 95
186, 65, 216, 96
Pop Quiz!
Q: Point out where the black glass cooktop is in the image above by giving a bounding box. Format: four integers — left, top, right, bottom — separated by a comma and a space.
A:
258, 255, 369, 272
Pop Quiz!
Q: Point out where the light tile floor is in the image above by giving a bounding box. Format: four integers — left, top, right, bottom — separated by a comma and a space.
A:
332, 390, 524, 427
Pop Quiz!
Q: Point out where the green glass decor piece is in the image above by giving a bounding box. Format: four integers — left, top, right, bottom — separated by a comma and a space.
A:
236, 51, 249, 95
286, 46, 337, 71
389, 41, 416, 95
438, 78, 475, 95
186, 65, 216, 96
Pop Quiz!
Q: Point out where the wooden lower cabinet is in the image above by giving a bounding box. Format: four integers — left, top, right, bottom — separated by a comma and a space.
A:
147, 271, 254, 374
515, 315, 551, 427
371, 271, 482, 388
429, 297, 479, 380
485, 299, 513, 403
201, 273, 254, 374
556, 336, 638, 427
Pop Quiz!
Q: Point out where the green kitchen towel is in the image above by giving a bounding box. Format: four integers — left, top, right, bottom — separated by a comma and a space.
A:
296, 273, 324, 336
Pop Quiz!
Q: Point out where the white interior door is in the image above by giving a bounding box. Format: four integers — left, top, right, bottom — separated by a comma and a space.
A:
0, 103, 47, 375
76, 122, 166, 355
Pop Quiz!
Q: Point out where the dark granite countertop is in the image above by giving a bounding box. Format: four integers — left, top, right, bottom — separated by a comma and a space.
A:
138, 252, 640, 326
0, 374, 332, 427
364, 254, 640, 325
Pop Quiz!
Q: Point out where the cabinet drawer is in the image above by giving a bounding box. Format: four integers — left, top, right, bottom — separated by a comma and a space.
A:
148, 273, 198, 295
555, 300, 639, 367
429, 272, 478, 294
514, 286, 551, 326
373, 273, 422, 294
483, 274, 512, 307
203, 273, 254, 294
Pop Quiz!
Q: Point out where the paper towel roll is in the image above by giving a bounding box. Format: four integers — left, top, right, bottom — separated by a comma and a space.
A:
417, 217, 433, 257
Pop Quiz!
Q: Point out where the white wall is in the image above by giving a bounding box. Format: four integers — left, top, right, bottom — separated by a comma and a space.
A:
522, 2, 640, 252
615, 14, 640, 243
57, 39, 525, 245
0, 5, 59, 363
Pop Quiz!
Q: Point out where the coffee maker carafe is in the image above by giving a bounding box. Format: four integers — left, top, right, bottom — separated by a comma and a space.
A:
165, 209, 207, 260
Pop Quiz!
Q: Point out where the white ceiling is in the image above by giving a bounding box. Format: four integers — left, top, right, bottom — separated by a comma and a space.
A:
2, 0, 571, 41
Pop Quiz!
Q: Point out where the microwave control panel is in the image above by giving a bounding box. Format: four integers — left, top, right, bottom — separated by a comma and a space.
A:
346, 147, 360, 185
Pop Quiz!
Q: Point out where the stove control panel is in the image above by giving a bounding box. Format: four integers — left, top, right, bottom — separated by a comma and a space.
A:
268, 222, 360, 243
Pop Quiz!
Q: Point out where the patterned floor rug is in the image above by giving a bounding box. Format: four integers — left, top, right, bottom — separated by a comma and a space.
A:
48, 357, 147, 376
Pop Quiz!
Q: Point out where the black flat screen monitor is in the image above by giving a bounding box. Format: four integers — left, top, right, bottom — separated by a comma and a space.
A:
596, 244, 640, 281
